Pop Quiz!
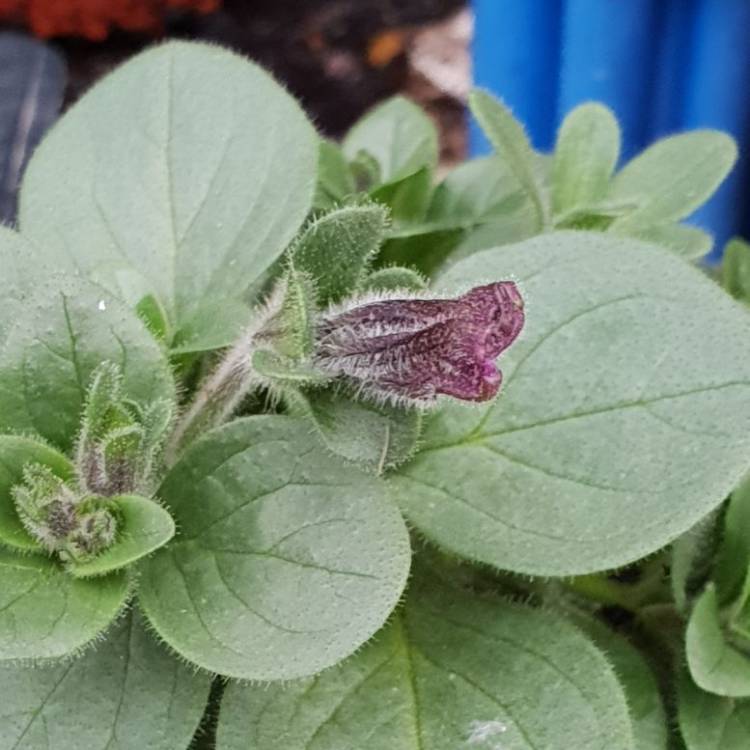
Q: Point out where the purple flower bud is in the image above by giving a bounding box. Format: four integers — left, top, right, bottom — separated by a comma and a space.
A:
315, 282, 524, 405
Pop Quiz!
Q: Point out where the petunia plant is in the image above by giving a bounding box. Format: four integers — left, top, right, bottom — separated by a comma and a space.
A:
1, 42, 750, 750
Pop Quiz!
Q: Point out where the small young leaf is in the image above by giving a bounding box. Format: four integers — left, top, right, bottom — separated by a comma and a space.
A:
608, 131, 737, 226
343, 95, 438, 184
613, 223, 713, 260
468, 89, 548, 229
722, 237, 750, 304
216, 575, 634, 750
686, 585, 750, 697
138, 416, 411, 680
0, 275, 176, 453
19, 42, 317, 353
678, 670, 750, 750
291, 202, 389, 304
392, 231, 750, 576
714, 476, 750, 606
552, 102, 621, 217
135, 292, 171, 342
0, 548, 128, 660
0, 435, 73, 552
0, 609, 211, 750
362, 266, 427, 293
313, 139, 355, 210
295, 389, 422, 472
68, 495, 175, 578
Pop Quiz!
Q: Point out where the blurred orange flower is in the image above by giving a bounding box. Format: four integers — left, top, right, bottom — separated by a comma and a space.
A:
0, 0, 220, 40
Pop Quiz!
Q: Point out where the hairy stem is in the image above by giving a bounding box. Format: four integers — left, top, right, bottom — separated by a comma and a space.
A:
165, 330, 256, 466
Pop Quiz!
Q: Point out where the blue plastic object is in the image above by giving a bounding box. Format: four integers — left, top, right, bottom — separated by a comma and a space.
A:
471, 0, 750, 259
470, 0, 562, 154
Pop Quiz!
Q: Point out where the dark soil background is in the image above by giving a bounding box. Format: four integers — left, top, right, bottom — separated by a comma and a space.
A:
55, 0, 470, 164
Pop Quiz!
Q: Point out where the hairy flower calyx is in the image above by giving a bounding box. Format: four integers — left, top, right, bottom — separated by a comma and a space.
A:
12, 464, 117, 562
314, 282, 525, 407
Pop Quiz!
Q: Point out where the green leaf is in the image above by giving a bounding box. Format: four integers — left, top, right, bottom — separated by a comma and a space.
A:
686, 585, 750, 697
427, 155, 535, 230
372, 167, 432, 224
0, 609, 211, 750
391, 231, 750, 575
468, 89, 548, 230
343, 95, 438, 184
0, 226, 38, 346
216, 575, 634, 750
19, 42, 317, 353
138, 416, 411, 680
0, 548, 128, 660
608, 131, 737, 227
671, 510, 723, 613
679, 670, 750, 750
552, 103, 621, 217
0, 275, 176, 453
362, 266, 427, 293
613, 223, 713, 261
723, 237, 750, 304
714, 476, 750, 605
314, 139, 355, 210
571, 613, 668, 750
0, 435, 73, 552
291, 202, 389, 304
296, 389, 422, 472
68, 495, 175, 578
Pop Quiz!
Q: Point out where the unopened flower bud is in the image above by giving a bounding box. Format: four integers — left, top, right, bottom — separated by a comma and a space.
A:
314, 282, 525, 406
76, 363, 174, 495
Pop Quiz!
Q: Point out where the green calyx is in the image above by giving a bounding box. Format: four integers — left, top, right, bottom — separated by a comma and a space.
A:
77, 362, 174, 497
12, 464, 117, 562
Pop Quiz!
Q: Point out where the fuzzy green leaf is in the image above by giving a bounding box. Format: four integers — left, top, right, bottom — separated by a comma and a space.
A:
0, 276, 175, 453
468, 90, 547, 230
0, 435, 73, 552
362, 266, 427, 293
291, 203, 389, 304
343, 95, 438, 184
392, 231, 750, 576
217, 576, 634, 750
0, 548, 128, 660
686, 585, 750, 697
138, 416, 411, 680
723, 237, 750, 304
19, 42, 317, 353
0, 609, 211, 749
428, 155, 534, 230
609, 131, 737, 227
296, 390, 422, 472
552, 103, 621, 217
678, 670, 750, 750
571, 613, 668, 749
68, 495, 175, 578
